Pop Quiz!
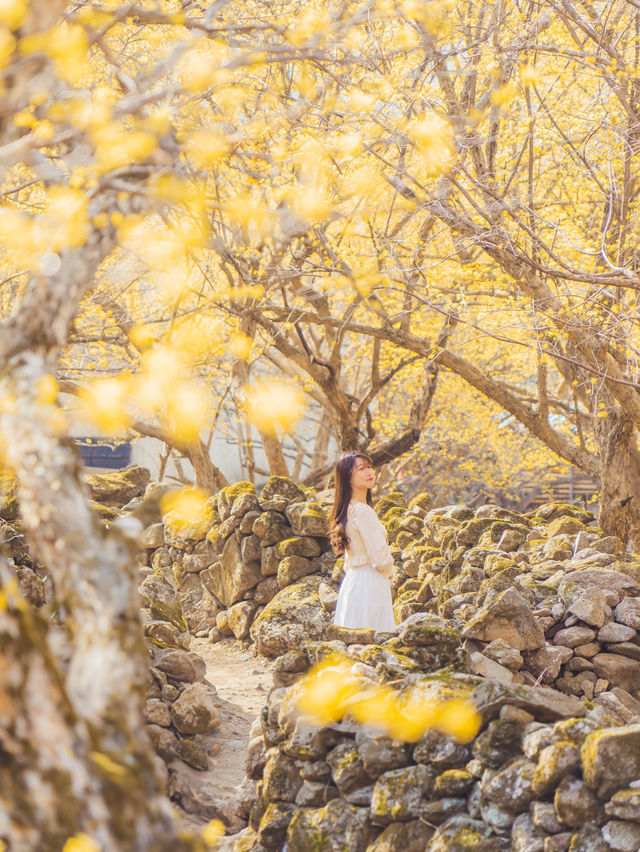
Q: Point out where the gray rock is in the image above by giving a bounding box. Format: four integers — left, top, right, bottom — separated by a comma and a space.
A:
531, 741, 580, 797
143, 698, 171, 727
592, 653, 640, 692
277, 555, 315, 588
562, 569, 640, 597
258, 801, 295, 849
481, 757, 536, 813
530, 800, 565, 834
469, 651, 514, 683
227, 600, 257, 639
581, 724, 640, 799
250, 576, 333, 657
602, 819, 640, 851
462, 588, 545, 650
428, 815, 510, 850
276, 536, 322, 559
614, 598, 640, 630
207, 535, 262, 606
606, 789, 640, 822
254, 576, 279, 605
147, 723, 179, 761
365, 819, 434, 852
553, 625, 596, 647
483, 638, 524, 671
260, 476, 306, 512
471, 679, 586, 724
262, 749, 303, 802
568, 589, 609, 628
554, 775, 603, 828
510, 813, 545, 852
285, 501, 329, 537
241, 533, 262, 563
598, 622, 637, 643
170, 682, 221, 734
141, 522, 165, 548
253, 511, 289, 546
153, 649, 206, 682
355, 731, 410, 779
319, 582, 339, 612
294, 780, 339, 807
370, 765, 435, 824
284, 718, 345, 762
286, 798, 373, 851
327, 742, 370, 794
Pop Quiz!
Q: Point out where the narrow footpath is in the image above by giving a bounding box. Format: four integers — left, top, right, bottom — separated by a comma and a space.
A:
189, 637, 274, 828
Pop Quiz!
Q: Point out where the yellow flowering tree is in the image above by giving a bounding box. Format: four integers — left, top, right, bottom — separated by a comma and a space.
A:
3, 0, 640, 846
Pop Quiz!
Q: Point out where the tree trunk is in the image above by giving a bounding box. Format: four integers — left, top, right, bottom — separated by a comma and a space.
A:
185, 440, 229, 491
594, 407, 640, 549
0, 355, 193, 851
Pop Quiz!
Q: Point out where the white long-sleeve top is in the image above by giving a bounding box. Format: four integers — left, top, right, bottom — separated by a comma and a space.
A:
345, 502, 394, 578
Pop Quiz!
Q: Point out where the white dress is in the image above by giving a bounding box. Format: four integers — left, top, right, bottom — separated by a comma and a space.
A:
333, 502, 396, 632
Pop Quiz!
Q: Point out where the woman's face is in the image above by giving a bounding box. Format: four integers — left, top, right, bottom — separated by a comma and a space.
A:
350, 456, 374, 492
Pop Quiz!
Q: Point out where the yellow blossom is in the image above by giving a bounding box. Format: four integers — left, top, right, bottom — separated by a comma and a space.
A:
242, 379, 305, 434
77, 377, 132, 435
62, 835, 100, 852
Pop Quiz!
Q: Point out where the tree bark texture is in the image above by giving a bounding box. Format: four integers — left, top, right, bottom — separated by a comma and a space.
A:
0, 355, 195, 851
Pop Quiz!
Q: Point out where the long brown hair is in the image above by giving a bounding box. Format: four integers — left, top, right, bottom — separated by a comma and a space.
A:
328, 451, 374, 555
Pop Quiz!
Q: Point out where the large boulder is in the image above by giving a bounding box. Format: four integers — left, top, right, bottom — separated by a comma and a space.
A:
207, 535, 262, 607
85, 464, 150, 506
286, 798, 373, 852
250, 575, 334, 657
462, 588, 545, 650
260, 476, 306, 511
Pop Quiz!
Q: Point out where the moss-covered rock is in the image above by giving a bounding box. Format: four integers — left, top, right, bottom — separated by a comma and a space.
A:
252, 510, 289, 545
286, 501, 329, 537
260, 476, 306, 511
85, 463, 150, 506
286, 798, 373, 852
139, 573, 188, 632
207, 535, 262, 607
250, 576, 333, 657
277, 555, 316, 588
276, 536, 322, 558
581, 723, 640, 799
370, 764, 435, 824
374, 492, 407, 516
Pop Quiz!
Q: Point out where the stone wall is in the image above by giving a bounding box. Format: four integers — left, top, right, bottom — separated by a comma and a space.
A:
139, 476, 337, 645
223, 637, 640, 852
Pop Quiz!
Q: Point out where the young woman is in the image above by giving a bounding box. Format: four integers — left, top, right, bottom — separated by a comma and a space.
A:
329, 451, 396, 632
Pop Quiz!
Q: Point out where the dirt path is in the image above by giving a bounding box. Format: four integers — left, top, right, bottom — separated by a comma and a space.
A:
187, 638, 274, 828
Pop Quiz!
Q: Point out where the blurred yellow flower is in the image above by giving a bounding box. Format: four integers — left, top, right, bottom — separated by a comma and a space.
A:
229, 332, 253, 361
242, 379, 305, 434
36, 374, 59, 406
77, 377, 132, 435
62, 834, 100, 852
0, 0, 27, 30
184, 129, 231, 168
295, 654, 360, 723
433, 698, 481, 743
201, 819, 225, 844
161, 487, 214, 536
408, 113, 454, 176
163, 382, 210, 446
129, 325, 155, 350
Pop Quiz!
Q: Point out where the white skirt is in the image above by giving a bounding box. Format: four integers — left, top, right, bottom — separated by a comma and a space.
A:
333, 565, 396, 632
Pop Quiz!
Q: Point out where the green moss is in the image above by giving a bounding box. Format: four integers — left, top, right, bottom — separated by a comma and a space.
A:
220, 481, 256, 503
